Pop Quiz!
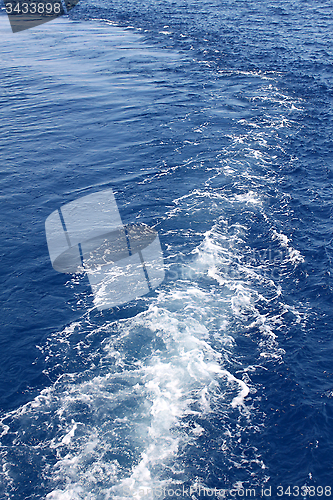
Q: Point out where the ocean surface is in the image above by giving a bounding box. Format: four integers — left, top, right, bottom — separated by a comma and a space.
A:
0, 0, 333, 498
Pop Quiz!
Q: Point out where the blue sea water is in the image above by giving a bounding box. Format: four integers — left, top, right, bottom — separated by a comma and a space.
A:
0, 0, 333, 498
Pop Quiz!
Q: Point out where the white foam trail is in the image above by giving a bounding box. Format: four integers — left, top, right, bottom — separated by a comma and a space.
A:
272, 230, 305, 266
1, 207, 309, 499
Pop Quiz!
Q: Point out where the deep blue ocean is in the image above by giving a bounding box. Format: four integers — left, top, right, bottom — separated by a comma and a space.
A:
1, 0, 333, 498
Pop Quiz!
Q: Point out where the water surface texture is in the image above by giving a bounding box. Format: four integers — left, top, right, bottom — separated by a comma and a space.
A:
0, 0, 333, 498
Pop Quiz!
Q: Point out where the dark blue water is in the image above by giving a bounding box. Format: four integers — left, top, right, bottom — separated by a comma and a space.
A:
0, 0, 333, 498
